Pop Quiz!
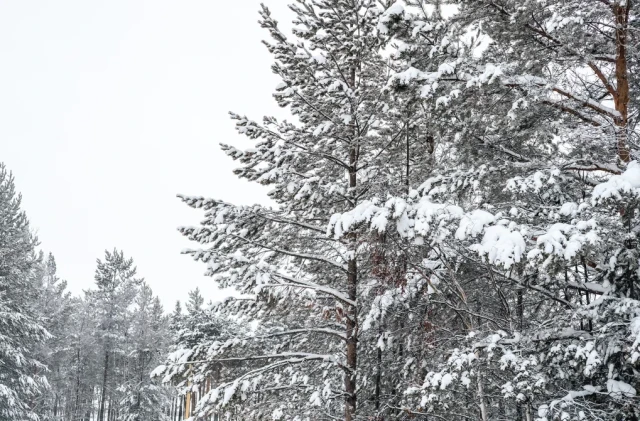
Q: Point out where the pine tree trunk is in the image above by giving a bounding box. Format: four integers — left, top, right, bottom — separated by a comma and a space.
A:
107, 394, 113, 421
344, 64, 359, 421
345, 257, 358, 421
53, 393, 59, 418
477, 374, 488, 421
97, 351, 109, 421
525, 404, 532, 421
613, 2, 631, 163
374, 319, 382, 414
517, 289, 524, 331
137, 351, 144, 414
73, 349, 82, 421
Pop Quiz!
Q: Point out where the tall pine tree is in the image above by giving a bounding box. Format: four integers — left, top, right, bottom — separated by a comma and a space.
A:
0, 163, 49, 420
90, 249, 141, 421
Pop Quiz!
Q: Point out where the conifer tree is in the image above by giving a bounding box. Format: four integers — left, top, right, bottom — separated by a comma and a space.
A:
168, 1, 640, 420
170, 1, 420, 419
66, 297, 100, 421
32, 253, 75, 420
0, 163, 49, 421
119, 283, 169, 421
325, 1, 640, 419
90, 249, 141, 421
185, 287, 204, 315
170, 301, 182, 331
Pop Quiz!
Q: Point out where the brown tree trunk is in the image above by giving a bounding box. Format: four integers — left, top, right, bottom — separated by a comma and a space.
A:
613, 2, 631, 163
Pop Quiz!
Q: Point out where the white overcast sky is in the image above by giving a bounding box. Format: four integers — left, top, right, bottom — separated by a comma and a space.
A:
0, 1, 293, 308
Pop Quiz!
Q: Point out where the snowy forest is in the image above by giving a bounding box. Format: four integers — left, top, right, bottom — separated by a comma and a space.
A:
2, 0, 640, 420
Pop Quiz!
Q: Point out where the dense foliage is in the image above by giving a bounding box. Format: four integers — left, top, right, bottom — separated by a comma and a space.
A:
1, 1, 639, 420
160, 1, 640, 420
0, 164, 49, 420
0, 165, 173, 421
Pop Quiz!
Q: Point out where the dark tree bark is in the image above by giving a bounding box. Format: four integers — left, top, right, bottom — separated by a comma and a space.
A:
97, 351, 109, 421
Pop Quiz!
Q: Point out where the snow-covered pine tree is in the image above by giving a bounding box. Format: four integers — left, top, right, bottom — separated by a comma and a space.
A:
323, 1, 640, 419
185, 287, 204, 316
169, 300, 182, 328
157, 292, 245, 420
0, 163, 50, 421
119, 283, 170, 421
26, 257, 173, 421
456, 0, 635, 167
450, 1, 640, 418
171, 1, 435, 419
32, 253, 76, 420
64, 296, 100, 420
89, 249, 141, 421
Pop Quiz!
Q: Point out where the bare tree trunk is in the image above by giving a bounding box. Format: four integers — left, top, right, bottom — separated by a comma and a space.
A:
582, 257, 593, 331
525, 403, 532, 421
97, 351, 109, 421
73, 349, 82, 421
477, 374, 488, 421
374, 319, 382, 414
53, 393, 59, 418
345, 256, 358, 421
406, 119, 410, 192
613, 2, 631, 163
344, 63, 359, 421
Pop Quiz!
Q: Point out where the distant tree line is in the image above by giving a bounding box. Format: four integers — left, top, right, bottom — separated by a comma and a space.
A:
0, 163, 174, 421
